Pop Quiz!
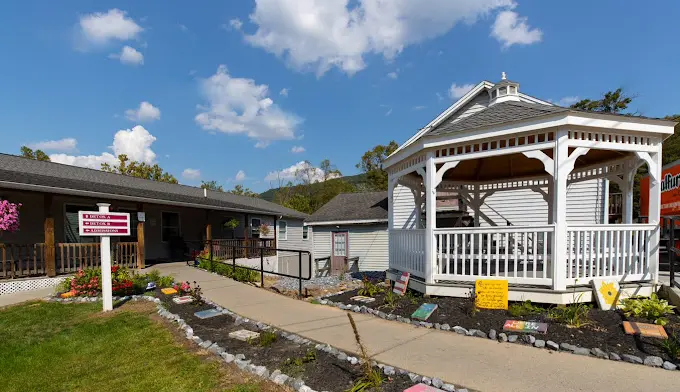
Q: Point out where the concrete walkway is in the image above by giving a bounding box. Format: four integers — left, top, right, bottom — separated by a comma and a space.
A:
0, 287, 53, 308
153, 263, 679, 392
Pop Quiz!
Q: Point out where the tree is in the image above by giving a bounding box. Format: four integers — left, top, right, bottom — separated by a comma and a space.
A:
20, 146, 50, 161
570, 88, 633, 113
101, 154, 178, 184
201, 180, 223, 192
356, 141, 399, 191
661, 114, 680, 165
272, 159, 355, 214
228, 184, 259, 198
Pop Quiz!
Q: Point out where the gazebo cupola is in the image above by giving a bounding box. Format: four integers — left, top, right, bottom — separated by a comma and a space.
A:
489, 72, 520, 106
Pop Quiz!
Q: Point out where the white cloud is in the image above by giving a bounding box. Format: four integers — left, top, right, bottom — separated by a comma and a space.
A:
242, 0, 514, 76
291, 146, 305, 153
387, 71, 398, 79
109, 46, 144, 65
125, 101, 161, 122
50, 125, 157, 169
279, 88, 289, 97
178, 24, 189, 32
79, 9, 143, 45
448, 83, 475, 100
436, 92, 444, 101
229, 18, 243, 30
235, 170, 246, 181
182, 168, 201, 180
556, 96, 580, 107
28, 138, 78, 153
195, 65, 303, 147
412, 105, 426, 110
491, 10, 542, 49
380, 104, 392, 117
265, 161, 341, 183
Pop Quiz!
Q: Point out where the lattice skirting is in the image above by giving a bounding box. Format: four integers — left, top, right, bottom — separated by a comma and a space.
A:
0, 276, 69, 296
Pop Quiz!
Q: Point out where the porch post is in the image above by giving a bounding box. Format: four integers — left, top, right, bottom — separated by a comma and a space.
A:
473, 184, 480, 226
648, 151, 662, 284
136, 203, 145, 269
552, 129, 569, 290
622, 159, 635, 223
43, 194, 56, 277
424, 151, 436, 284
388, 177, 395, 230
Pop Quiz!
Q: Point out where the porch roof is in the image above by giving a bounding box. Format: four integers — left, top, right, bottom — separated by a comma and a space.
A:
0, 154, 308, 219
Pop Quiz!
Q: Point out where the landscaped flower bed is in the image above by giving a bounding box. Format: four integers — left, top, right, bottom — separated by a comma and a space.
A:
325, 284, 680, 370
57, 267, 175, 298
157, 292, 445, 392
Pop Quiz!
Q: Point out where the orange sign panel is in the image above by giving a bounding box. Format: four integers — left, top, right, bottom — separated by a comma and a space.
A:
641, 162, 680, 217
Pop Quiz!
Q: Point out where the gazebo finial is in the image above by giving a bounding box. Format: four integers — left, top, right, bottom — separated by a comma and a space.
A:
501, 71, 507, 80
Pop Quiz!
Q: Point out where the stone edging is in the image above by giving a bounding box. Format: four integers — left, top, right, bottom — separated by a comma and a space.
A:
317, 291, 679, 372
43, 293, 464, 392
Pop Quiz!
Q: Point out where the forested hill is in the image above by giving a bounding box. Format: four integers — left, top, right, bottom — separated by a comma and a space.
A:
259, 173, 368, 202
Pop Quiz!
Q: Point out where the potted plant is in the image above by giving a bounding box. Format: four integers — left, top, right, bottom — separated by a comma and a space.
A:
259, 222, 271, 237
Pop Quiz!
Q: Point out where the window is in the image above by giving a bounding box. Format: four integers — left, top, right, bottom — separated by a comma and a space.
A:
64, 204, 97, 243
118, 208, 139, 241
491, 89, 497, 98
250, 218, 261, 238
499, 87, 507, 96
161, 212, 180, 242
303, 225, 309, 240
509, 86, 516, 94
278, 221, 287, 240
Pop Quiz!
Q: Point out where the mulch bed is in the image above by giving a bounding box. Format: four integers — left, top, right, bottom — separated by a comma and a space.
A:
158, 292, 415, 392
328, 288, 680, 365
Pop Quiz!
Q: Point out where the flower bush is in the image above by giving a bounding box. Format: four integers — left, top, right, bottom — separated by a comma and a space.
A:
173, 281, 192, 295
0, 199, 21, 234
61, 266, 174, 297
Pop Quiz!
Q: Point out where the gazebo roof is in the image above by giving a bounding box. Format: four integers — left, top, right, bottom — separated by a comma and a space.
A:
428, 101, 567, 137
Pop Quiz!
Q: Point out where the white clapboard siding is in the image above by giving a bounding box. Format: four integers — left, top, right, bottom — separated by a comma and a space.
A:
393, 184, 419, 229
277, 219, 313, 277
479, 179, 605, 226
311, 225, 389, 272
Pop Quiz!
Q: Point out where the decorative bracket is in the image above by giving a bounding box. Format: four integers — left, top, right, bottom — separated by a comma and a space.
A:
635, 152, 660, 183
523, 150, 554, 177
435, 161, 459, 188
565, 147, 590, 173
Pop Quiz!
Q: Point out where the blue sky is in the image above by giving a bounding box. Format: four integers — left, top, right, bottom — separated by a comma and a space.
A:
1, 1, 679, 192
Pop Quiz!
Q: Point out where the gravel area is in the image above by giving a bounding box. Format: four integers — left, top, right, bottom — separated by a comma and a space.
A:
273, 271, 385, 292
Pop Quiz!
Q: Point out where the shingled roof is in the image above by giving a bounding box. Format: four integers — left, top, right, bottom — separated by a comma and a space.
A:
0, 153, 308, 219
428, 101, 569, 137
306, 192, 388, 224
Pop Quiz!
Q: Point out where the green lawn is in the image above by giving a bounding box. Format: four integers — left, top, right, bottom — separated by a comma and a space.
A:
0, 301, 272, 392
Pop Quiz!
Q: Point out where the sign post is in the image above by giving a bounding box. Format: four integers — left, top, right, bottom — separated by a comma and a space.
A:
78, 204, 130, 312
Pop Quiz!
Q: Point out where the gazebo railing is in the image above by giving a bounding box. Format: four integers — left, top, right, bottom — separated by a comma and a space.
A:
433, 225, 554, 285
565, 224, 654, 285
389, 229, 426, 278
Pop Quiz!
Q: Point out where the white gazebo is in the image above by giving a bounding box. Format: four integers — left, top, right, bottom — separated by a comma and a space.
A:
384, 74, 676, 303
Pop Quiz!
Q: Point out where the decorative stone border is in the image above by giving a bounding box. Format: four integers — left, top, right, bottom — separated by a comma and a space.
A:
43, 293, 466, 392
316, 295, 679, 372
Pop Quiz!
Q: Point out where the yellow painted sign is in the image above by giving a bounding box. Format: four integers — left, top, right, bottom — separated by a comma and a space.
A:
475, 279, 508, 310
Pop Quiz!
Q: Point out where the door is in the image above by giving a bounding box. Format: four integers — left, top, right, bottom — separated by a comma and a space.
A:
331, 232, 349, 275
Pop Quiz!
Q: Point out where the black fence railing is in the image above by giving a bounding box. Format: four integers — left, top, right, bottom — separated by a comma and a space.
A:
185, 240, 312, 297
661, 216, 680, 289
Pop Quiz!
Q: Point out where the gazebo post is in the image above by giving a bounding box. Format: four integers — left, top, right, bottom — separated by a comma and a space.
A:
552, 129, 570, 290
424, 151, 436, 284
473, 184, 480, 226
622, 159, 636, 224
639, 151, 662, 284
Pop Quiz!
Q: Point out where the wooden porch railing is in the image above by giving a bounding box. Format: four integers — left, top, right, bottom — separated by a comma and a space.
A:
58, 242, 138, 273
210, 238, 276, 260
0, 243, 46, 279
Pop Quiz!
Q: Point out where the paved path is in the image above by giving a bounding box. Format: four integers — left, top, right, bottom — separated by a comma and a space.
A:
152, 263, 680, 392
0, 287, 53, 308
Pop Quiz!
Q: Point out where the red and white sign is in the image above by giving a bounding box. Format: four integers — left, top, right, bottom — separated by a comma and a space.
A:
393, 272, 410, 296
78, 211, 131, 236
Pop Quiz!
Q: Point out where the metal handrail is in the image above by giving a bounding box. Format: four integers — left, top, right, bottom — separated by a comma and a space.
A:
191, 240, 313, 297
661, 216, 680, 289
